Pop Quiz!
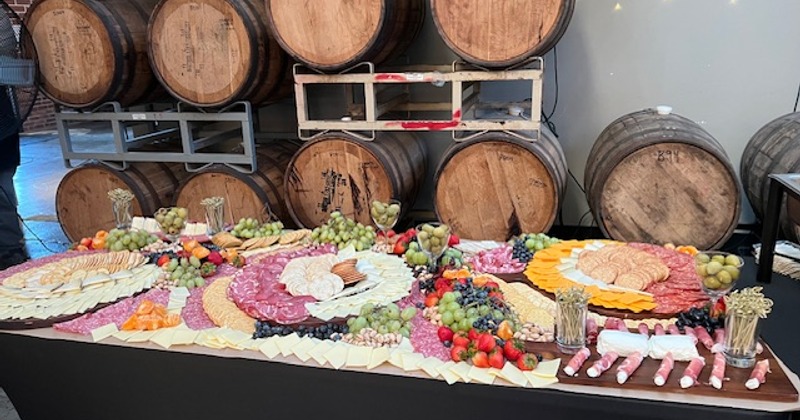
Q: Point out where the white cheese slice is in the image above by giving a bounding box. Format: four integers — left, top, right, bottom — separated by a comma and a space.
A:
90, 323, 119, 343
126, 330, 159, 343
531, 358, 562, 378
523, 372, 559, 388
259, 338, 281, 359
388, 349, 406, 369
449, 362, 473, 383
437, 362, 460, 385
150, 328, 177, 349
499, 363, 529, 387
468, 366, 495, 385
417, 357, 444, 378
323, 344, 349, 369
112, 330, 140, 341
171, 329, 199, 346
367, 346, 390, 369
276, 333, 302, 357
401, 352, 425, 372
308, 341, 334, 366
345, 346, 372, 368
290, 338, 317, 362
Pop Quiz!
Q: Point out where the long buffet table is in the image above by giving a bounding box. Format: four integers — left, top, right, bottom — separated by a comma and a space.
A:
2, 258, 800, 420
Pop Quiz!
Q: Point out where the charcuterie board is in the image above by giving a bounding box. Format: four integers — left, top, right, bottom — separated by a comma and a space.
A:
523, 339, 799, 403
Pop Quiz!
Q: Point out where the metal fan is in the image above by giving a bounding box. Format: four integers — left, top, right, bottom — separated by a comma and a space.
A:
0, 1, 37, 140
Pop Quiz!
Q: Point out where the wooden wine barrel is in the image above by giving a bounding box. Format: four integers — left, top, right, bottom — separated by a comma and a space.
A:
741, 112, 800, 242
433, 131, 567, 241
264, 0, 425, 71
148, 0, 289, 107
25, 0, 163, 108
431, 0, 575, 68
284, 133, 427, 228
585, 109, 741, 250
56, 162, 190, 242
175, 141, 301, 227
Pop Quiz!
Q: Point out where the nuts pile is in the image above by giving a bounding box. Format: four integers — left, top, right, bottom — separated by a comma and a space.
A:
152, 271, 176, 290
513, 322, 554, 343
341, 328, 403, 347
141, 240, 179, 254
331, 259, 366, 284
422, 305, 443, 327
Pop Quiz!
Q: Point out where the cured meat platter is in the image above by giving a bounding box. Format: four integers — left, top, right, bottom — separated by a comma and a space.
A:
523, 338, 799, 403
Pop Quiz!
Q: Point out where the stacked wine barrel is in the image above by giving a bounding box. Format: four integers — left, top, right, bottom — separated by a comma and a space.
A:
741, 112, 800, 243
585, 109, 741, 250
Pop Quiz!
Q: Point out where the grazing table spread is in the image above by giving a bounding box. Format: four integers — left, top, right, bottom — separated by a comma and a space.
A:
0, 218, 798, 420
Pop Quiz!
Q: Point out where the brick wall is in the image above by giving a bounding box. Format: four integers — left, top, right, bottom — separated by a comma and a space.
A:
8, 0, 57, 132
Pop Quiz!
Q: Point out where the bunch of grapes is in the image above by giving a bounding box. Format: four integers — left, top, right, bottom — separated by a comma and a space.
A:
311, 211, 376, 250
511, 240, 534, 263
347, 302, 417, 337
162, 256, 206, 288
106, 228, 158, 252
231, 218, 284, 239
404, 241, 428, 266
512, 233, 560, 253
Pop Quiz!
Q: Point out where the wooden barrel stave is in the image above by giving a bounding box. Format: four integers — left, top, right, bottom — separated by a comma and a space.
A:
148, 0, 288, 107
175, 141, 300, 226
25, 0, 163, 108
740, 112, 800, 241
433, 131, 567, 241
585, 109, 741, 250
264, 0, 425, 71
284, 133, 427, 228
430, 0, 574, 68
56, 162, 189, 242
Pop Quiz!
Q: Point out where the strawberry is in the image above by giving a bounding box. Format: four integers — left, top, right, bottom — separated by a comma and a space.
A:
488, 349, 505, 369
503, 339, 525, 362
471, 351, 490, 368
434, 278, 451, 291
436, 285, 453, 299
393, 241, 407, 255
437, 326, 454, 343
476, 333, 496, 353
517, 353, 539, 371
452, 332, 470, 348
448, 234, 460, 246
451, 345, 469, 362
424, 294, 439, 308
156, 254, 171, 267
485, 281, 499, 290
206, 251, 224, 266
386, 229, 396, 238
467, 328, 480, 341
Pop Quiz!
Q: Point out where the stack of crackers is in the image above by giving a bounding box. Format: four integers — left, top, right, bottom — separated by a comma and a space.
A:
201, 276, 256, 334
576, 245, 669, 291
211, 229, 313, 253
4, 252, 146, 289
331, 259, 366, 285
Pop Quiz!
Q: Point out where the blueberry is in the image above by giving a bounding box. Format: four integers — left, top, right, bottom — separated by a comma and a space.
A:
443, 340, 452, 347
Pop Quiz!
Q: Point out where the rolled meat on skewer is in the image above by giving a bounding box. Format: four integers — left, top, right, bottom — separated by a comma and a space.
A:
654, 352, 674, 387
746, 360, 771, 390
711, 329, 725, 353
563, 347, 591, 377
587, 351, 619, 378
604, 317, 628, 332
637, 323, 649, 336
709, 352, 726, 389
616, 351, 644, 384
694, 326, 714, 350
680, 357, 706, 389
667, 324, 681, 335
654, 323, 665, 336
586, 318, 598, 345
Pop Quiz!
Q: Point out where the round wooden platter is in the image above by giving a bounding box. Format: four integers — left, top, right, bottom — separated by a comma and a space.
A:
493, 273, 678, 320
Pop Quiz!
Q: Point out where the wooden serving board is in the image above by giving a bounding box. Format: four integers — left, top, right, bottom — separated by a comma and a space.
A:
523, 339, 799, 403
495, 273, 676, 320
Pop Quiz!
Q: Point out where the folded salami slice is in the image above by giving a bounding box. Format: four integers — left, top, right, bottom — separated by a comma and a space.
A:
680, 357, 706, 389
746, 359, 771, 390
654, 352, 674, 386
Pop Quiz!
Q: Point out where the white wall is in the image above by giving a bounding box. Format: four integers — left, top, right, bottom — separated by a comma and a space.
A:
280, 0, 800, 227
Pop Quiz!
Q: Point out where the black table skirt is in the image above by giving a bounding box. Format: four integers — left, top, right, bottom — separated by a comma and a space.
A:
0, 332, 793, 420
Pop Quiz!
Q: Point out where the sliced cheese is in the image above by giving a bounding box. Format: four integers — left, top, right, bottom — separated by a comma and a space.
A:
111, 330, 140, 341
400, 352, 425, 372
171, 329, 199, 346
308, 341, 334, 366
418, 357, 444, 379
290, 338, 317, 362
259, 338, 281, 359
499, 363, 529, 387
367, 346, 390, 369
449, 362, 473, 383
531, 358, 561, 378
323, 344, 349, 369
90, 323, 119, 343
523, 372, 559, 388
437, 361, 460, 385
468, 366, 495, 385
275, 333, 302, 357
345, 346, 372, 368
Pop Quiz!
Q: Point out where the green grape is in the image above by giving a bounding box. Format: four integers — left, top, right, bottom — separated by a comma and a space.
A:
398, 327, 410, 338
446, 302, 460, 312
441, 311, 454, 325
441, 292, 455, 304
360, 303, 374, 316
478, 305, 491, 316
400, 307, 417, 321
466, 307, 478, 318
453, 309, 465, 322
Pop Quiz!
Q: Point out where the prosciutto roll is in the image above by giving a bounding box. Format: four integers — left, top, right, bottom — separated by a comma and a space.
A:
709, 353, 726, 389
563, 347, 591, 377
680, 357, 706, 389
616, 351, 645, 384
694, 326, 714, 350
637, 323, 649, 336
587, 351, 619, 378
586, 318, 599, 345
746, 359, 771, 390
683, 326, 698, 344
667, 324, 681, 335
654, 352, 674, 387
654, 323, 666, 336
604, 317, 627, 332
711, 329, 725, 353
